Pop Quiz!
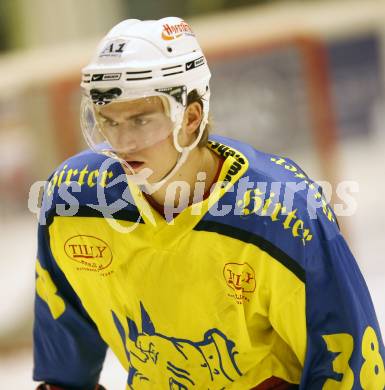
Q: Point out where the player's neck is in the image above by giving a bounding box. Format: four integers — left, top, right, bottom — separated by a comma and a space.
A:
148, 146, 221, 209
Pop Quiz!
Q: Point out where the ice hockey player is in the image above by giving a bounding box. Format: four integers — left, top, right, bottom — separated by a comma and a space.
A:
34, 17, 385, 390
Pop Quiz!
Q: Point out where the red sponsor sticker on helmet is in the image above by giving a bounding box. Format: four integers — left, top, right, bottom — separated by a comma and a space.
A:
161, 21, 195, 41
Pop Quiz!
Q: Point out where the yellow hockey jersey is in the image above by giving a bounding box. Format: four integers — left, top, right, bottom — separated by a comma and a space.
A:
33, 136, 385, 390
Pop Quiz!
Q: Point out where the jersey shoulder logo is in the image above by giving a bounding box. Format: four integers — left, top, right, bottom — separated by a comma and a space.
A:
224, 262, 256, 304
64, 235, 113, 272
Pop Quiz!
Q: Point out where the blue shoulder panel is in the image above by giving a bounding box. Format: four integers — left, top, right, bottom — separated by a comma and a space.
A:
201, 135, 340, 278
40, 149, 142, 227
205, 136, 385, 390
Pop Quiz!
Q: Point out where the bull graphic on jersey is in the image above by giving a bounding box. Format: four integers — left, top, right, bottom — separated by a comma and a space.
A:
112, 303, 242, 389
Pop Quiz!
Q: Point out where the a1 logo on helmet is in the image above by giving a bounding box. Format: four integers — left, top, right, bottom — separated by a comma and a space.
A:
99, 39, 128, 58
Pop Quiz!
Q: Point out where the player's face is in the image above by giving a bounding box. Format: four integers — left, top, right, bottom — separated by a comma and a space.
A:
97, 97, 181, 183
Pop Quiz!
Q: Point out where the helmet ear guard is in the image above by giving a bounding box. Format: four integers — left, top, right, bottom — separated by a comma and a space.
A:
155, 85, 187, 106
172, 82, 211, 154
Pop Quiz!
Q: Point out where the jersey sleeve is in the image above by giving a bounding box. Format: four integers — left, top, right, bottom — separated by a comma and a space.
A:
263, 155, 385, 388
33, 219, 108, 389
300, 233, 385, 389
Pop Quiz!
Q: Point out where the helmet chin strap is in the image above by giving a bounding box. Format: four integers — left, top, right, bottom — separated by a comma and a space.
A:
122, 128, 192, 195
141, 146, 190, 194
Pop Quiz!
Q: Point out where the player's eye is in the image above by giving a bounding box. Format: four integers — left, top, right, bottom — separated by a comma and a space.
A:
133, 116, 149, 126
101, 117, 119, 127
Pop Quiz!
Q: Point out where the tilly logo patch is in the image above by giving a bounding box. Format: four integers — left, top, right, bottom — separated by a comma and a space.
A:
223, 262, 256, 304
64, 235, 113, 271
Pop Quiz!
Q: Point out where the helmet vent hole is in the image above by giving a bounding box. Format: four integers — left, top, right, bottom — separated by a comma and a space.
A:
125, 70, 153, 81
163, 71, 184, 77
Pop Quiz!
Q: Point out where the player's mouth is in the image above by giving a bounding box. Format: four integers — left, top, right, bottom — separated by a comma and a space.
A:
125, 160, 145, 170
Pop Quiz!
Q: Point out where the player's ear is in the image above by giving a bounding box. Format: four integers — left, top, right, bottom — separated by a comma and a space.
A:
183, 101, 203, 136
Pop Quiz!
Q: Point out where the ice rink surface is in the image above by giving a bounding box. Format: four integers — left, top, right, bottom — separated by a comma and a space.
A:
0, 132, 384, 389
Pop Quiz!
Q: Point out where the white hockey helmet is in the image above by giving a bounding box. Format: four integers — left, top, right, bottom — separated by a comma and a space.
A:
80, 17, 211, 158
